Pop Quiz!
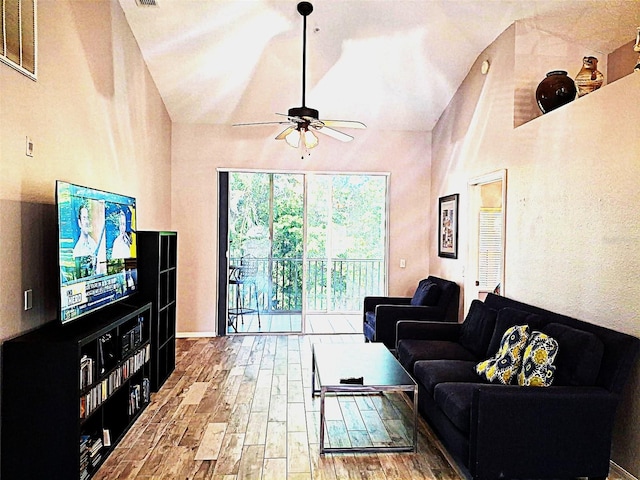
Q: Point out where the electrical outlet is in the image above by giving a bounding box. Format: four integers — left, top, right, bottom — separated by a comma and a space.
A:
400, 259, 406, 268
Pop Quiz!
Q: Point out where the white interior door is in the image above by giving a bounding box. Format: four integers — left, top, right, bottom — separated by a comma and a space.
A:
465, 170, 507, 313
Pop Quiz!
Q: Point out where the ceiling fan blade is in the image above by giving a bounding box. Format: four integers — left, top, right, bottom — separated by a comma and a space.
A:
312, 125, 354, 142
275, 126, 296, 140
320, 119, 367, 129
233, 121, 291, 127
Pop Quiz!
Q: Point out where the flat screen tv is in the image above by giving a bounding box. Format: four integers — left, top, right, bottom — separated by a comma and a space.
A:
56, 181, 138, 324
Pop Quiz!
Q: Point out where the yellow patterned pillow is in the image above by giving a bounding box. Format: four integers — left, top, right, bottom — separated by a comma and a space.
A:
476, 325, 530, 384
517, 331, 559, 387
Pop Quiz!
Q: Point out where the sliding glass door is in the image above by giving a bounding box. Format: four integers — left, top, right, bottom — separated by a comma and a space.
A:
218, 171, 388, 335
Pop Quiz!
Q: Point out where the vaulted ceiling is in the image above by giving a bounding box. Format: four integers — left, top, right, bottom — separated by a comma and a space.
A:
119, 0, 640, 132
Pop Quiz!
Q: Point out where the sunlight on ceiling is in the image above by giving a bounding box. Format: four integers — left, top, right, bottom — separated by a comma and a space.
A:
118, 0, 640, 132
310, 28, 454, 131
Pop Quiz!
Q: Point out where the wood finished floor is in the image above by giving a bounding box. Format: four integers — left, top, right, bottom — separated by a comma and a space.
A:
94, 334, 463, 480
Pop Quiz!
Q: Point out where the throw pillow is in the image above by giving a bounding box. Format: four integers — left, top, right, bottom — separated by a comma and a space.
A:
486, 308, 545, 356
476, 324, 530, 384
410, 280, 441, 306
459, 300, 498, 358
517, 331, 559, 387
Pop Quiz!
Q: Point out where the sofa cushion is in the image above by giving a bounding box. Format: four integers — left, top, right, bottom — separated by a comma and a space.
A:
542, 322, 604, 386
410, 280, 441, 306
459, 300, 498, 358
397, 340, 477, 372
486, 307, 545, 355
476, 325, 530, 385
517, 331, 559, 387
414, 360, 482, 395
433, 382, 477, 434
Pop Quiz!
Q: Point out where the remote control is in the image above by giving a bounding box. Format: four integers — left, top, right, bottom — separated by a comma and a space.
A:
339, 376, 364, 385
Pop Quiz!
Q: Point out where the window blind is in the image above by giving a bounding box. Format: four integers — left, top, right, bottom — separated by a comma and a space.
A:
478, 209, 502, 291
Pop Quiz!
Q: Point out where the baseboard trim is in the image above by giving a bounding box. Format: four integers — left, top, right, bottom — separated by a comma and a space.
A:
611, 461, 638, 480
176, 331, 217, 338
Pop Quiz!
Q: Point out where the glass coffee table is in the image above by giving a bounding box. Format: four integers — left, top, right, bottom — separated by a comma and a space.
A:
311, 342, 418, 454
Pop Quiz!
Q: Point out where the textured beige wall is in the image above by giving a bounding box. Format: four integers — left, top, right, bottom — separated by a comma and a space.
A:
0, 0, 172, 341
608, 40, 638, 84
171, 124, 431, 334
431, 23, 640, 476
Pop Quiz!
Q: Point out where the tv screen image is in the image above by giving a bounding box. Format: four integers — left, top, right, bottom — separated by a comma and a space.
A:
56, 181, 138, 324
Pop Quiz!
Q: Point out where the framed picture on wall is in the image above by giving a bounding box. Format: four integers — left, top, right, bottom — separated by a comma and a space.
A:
438, 194, 459, 258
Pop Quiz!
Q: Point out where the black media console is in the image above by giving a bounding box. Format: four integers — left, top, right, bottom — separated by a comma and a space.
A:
2, 302, 152, 480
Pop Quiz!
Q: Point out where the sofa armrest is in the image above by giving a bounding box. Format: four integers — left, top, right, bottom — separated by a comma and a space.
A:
363, 296, 411, 313
470, 385, 618, 480
396, 320, 462, 343
373, 305, 451, 349
374, 304, 445, 322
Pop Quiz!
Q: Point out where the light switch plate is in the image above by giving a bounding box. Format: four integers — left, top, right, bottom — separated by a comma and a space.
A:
24, 289, 33, 310
26, 136, 34, 157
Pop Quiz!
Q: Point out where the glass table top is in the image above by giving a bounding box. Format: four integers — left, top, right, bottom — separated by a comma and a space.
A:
312, 343, 415, 389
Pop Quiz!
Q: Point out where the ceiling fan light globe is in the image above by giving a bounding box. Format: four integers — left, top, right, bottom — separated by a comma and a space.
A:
303, 129, 319, 149
285, 129, 301, 148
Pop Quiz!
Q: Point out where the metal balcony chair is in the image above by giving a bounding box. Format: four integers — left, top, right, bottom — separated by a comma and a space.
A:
228, 256, 261, 332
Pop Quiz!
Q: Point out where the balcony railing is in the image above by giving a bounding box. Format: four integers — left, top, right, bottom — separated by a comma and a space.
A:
229, 257, 384, 314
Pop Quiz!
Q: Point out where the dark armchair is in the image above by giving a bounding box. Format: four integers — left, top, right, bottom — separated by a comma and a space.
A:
363, 275, 460, 349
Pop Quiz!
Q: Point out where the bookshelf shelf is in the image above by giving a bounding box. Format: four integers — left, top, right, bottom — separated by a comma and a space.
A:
1, 302, 152, 480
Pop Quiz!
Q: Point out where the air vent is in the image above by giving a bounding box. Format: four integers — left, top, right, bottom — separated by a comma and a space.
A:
1, 0, 37, 80
135, 0, 158, 6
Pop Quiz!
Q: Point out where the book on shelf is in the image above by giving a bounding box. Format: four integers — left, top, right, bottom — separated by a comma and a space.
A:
80, 355, 93, 390
80, 438, 90, 480
103, 428, 111, 447
129, 384, 141, 415
81, 383, 106, 419
79, 434, 103, 475
90, 437, 103, 455
142, 378, 150, 404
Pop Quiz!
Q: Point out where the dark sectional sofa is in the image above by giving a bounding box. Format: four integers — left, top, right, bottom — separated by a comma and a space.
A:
396, 293, 640, 480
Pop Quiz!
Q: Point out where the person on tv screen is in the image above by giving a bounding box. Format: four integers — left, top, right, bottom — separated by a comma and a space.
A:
73, 204, 98, 258
73, 202, 106, 278
111, 210, 132, 259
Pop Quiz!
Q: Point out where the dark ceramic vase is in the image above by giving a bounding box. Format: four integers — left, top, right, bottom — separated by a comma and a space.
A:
535, 70, 577, 114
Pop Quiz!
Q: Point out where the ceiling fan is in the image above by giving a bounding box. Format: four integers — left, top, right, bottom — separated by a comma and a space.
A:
233, 1, 366, 150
